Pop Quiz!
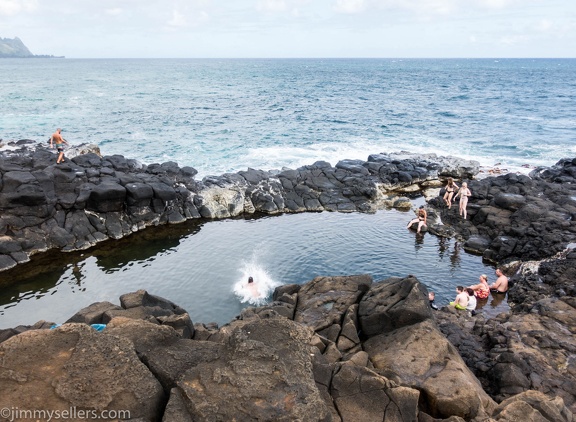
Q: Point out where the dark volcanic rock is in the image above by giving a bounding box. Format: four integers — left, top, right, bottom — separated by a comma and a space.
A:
0, 143, 480, 272
434, 158, 576, 263
358, 275, 433, 337
2, 273, 574, 421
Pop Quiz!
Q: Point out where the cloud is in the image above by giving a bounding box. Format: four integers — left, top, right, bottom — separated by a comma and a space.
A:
258, 0, 288, 12
499, 34, 529, 45
334, 0, 366, 14
0, 0, 37, 16
168, 9, 187, 27
105, 8, 123, 16
475, 0, 522, 9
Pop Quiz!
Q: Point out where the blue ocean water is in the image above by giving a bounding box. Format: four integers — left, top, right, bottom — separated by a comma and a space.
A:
1, 58, 575, 178
1, 58, 574, 328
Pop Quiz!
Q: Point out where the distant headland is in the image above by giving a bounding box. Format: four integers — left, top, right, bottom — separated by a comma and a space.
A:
0, 36, 63, 58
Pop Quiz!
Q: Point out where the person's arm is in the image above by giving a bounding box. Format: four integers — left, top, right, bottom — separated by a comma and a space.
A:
49, 135, 54, 148
490, 279, 500, 289
423, 210, 427, 223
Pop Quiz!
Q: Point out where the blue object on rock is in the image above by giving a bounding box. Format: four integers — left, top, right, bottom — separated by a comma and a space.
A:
90, 324, 106, 332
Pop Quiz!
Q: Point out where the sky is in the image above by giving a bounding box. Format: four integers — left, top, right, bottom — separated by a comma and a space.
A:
0, 0, 575, 58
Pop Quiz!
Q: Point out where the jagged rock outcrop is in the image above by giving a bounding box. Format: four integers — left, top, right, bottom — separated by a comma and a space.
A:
2, 141, 576, 420
434, 248, 576, 415
2, 276, 572, 421
0, 141, 479, 272
0, 323, 165, 421
429, 157, 576, 263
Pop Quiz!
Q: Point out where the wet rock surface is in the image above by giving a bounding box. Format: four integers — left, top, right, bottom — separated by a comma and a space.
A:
0, 141, 478, 272
1, 274, 574, 421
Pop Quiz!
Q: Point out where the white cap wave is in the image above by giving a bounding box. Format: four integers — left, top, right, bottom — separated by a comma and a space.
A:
233, 261, 281, 306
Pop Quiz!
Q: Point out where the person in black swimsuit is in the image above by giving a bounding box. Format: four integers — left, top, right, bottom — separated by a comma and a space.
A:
443, 177, 459, 209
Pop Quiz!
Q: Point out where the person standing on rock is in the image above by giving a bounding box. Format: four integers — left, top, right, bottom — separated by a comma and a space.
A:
443, 177, 459, 209
454, 182, 472, 219
49, 128, 69, 164
449, 286, 468, 310
406, 206, 427, 234
490, 268, 509, 293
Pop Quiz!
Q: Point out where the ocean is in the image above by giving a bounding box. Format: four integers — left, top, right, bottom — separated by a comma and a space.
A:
2, 58, 575, 177
1, 58, 575, 328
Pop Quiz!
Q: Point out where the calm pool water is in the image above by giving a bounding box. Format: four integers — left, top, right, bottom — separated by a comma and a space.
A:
0, 209, 508, 329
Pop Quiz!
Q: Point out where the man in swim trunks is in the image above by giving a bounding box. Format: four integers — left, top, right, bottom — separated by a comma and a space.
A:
490, 268, 509, 293
49, 128, 69, 164
449, 286, 468, 310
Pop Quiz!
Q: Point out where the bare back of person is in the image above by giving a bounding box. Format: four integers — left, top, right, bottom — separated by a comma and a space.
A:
490, 269, 509, 293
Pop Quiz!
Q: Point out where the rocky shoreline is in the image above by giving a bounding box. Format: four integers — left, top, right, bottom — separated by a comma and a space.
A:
0, 140, 481, 273
1, 140, 576, 421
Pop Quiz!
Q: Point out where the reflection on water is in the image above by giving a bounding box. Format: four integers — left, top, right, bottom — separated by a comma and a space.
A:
0, 210, 509, 328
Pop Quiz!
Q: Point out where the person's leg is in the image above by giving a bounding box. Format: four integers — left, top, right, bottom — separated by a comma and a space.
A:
417, 221, 425, 233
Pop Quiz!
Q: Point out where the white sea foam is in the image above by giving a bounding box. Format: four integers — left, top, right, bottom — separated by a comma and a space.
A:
232, 259, 281, 306
242, 140, 388, 172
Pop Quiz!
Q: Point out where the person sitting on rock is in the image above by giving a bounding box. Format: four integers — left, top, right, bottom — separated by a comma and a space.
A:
443, 177, 459, 209
406, 206, 427, 234
490, 268, 509, 293
449, 286, 468, 310
468, 274, 490, 299
466, 288, 477, 314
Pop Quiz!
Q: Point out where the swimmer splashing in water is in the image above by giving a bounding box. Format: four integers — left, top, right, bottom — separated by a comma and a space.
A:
245, 276, 260, 298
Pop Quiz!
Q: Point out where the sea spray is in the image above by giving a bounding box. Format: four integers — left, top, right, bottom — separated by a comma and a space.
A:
233, 261, 281, 306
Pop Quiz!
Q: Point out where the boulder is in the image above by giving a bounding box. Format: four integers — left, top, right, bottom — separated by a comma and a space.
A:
0, 323, 165, 421
493, 390, 573, 422
331, 363, 420, 422
65, 301, 123, 324
358, 276, 433, 337
172, 317, 330, 421
293, 275, 372, 332
86, 182, 126, 212
105, 317, 221, 392
364, 319, 497, 419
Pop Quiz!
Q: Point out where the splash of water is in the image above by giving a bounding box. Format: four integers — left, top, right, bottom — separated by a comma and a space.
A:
232, 261, 280, 306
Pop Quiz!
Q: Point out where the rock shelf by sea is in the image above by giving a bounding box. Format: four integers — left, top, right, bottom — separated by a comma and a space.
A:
0, 139, 481, 272
1, 140, 576, 421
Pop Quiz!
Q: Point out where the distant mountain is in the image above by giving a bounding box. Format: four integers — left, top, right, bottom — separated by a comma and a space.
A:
0, 37, 63, 58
